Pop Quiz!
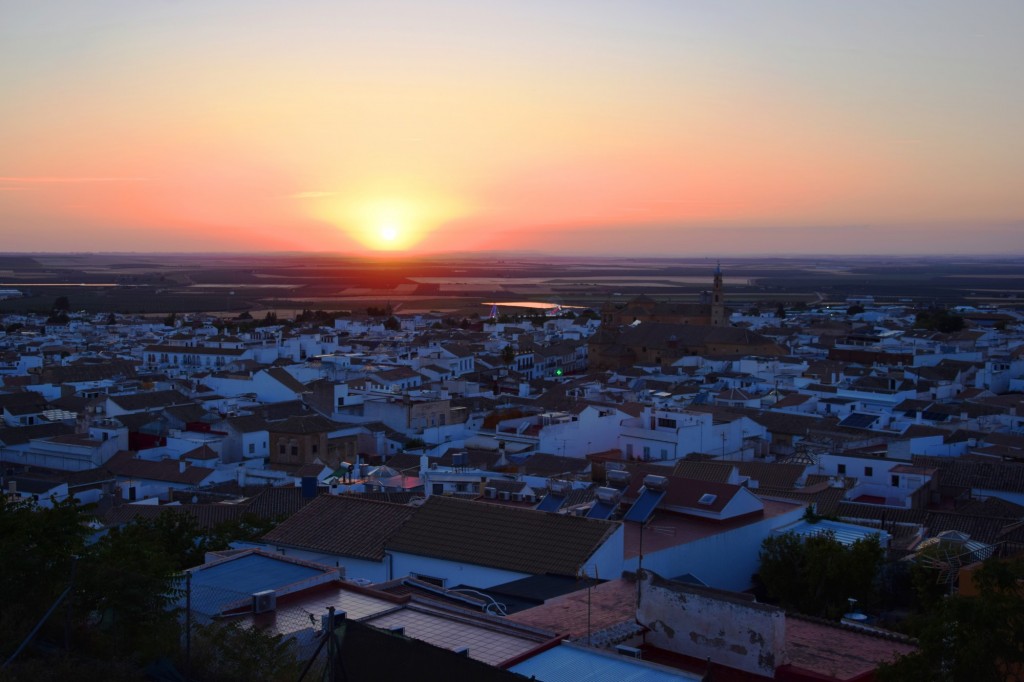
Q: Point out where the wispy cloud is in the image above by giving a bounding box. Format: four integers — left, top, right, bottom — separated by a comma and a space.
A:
0, 176, 150, 184
289, 190, 337, 199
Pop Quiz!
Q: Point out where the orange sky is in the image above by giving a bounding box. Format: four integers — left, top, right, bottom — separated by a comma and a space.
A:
1, 1, 1022, 255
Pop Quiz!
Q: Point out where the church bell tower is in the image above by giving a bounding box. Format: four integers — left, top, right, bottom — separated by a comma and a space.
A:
711, 262, 726, 326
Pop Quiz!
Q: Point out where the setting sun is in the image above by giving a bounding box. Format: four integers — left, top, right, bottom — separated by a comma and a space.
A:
304, 188, 470, 254
373, 222, 405, 250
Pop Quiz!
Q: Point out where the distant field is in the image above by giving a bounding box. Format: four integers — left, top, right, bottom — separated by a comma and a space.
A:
0, 253, 1021, 315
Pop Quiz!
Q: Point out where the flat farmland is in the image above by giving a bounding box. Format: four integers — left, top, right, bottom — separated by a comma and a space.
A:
1, 253, 1022, 316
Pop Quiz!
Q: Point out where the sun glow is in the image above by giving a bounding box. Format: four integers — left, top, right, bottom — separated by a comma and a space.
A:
309, 189, 469, 253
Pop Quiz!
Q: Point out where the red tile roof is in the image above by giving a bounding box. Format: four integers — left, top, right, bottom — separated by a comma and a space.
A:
262, 494, 416, 561
386, 496, 620, 577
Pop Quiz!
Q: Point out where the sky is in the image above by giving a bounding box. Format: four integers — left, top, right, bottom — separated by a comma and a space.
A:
1, 1, 1022, 256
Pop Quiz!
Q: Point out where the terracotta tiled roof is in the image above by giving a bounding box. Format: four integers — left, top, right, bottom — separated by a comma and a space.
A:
262, 494, 416, 561
102, 502, 244, 529
108, 389, 191, 412
955, 496, 1024, 520
518, 452, 590, 477
913, 455, 1024, 493
267, 414, 339, 435
0, 422, 75, 445
670, 460, 735, 483
182, 444, 218, 460
757, 484, 847, 517
623, 474, 751, 515
265, 367, 310, 394
340, 491, 423, 505
507, 577, 638, 639
772, 393, 813, 409
104, 450, 214, 485
386, 496, 619, 577
223, 414, 272, 433
144, 344, 246, 356
783, 614, 917, 679
736, 461, 807, 490
242, 486, 317, 520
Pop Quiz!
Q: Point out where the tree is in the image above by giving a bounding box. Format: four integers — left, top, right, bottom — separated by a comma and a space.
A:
775, 303, 786, 319
915, 309, 965, 333
847, 304, 865, 316
189, 621, 303, 682
52, 296, 70, 312
0, 497, 89, 660
106, 312, 117, 325
501, 344, 516, 366
383, 316, 401, 331
877, 557, 1024, 682
756, 530, 884, 618
163, 311, 178, 327
74, 516, 189, 660
0, 500, 288, 678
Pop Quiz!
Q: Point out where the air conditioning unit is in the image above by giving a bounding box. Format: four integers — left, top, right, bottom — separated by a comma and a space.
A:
484, 486, 497, 498
615, 644, 641, 659
511, 492, 523, 502
252, 590, 276, 614
499, 491, 511, 500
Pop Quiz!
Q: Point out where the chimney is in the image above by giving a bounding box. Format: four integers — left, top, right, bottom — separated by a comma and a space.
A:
7, 480, 16, 496
178, 460, 187, 474
420, 454, 431, 498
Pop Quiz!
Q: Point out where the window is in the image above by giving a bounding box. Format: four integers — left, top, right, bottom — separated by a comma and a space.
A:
837, 464, 846, 475
657, 417, 677, 429
312, 443, 318, 454
626, 444, 633, 457
642, 446, 651, 460
864, 466, 873, 477
891, 474, 899, 487
279, 444, 285, 455
291, 446, 299, 457
248, 443, 255, 454
660, 448, 669, 460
